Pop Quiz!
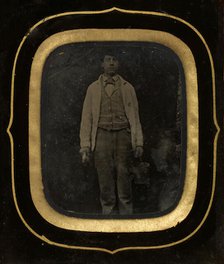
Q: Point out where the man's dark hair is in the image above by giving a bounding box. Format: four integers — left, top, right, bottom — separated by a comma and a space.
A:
101, 48, 119, 62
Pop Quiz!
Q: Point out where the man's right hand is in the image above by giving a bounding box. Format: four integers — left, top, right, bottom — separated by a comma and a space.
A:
80, 147, 90, 164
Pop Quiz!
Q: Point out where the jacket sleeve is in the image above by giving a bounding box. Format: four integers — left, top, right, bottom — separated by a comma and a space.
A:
79, 86, 92, 149
130, 84, 144, 147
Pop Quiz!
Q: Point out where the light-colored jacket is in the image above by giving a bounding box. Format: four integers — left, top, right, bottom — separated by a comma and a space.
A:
80, 75, 143, 151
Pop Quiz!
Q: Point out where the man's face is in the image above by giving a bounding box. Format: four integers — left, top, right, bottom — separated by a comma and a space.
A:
102, 55, 119, 76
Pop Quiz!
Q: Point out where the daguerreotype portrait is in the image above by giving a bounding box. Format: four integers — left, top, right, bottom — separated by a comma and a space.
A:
29, 29, 198, 232
42, 42, 183, 216
4, 3, 220, 260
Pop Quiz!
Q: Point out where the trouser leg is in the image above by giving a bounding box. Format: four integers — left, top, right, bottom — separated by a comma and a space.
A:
115, 129, 133, 215
94, 129, 116, 215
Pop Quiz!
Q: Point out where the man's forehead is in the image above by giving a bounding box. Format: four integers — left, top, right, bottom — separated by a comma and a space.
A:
103, 55, 118, 60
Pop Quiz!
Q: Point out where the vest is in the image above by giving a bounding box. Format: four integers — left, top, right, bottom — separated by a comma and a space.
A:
98, 78, 129, 130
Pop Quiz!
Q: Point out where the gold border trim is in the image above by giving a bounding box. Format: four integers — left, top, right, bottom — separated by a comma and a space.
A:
29, 28, 198, 233
7, 7, 219, 253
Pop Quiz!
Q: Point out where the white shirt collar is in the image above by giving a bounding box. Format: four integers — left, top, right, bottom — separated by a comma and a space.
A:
102, 74, 119, 83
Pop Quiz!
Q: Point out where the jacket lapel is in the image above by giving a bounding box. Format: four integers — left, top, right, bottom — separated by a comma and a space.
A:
119, 76, 132, 121
92, 76, 102, 125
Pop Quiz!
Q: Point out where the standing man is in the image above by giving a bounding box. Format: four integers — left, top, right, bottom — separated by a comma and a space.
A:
80, 53, 143, 215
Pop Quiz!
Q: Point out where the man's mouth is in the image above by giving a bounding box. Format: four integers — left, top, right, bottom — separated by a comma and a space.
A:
108, 67, 116, 71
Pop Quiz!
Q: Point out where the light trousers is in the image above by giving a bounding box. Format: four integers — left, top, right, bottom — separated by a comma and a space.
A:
94, 128, 133, 215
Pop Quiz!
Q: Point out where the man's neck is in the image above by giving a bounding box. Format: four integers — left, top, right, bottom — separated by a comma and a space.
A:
104, 73, 116, 78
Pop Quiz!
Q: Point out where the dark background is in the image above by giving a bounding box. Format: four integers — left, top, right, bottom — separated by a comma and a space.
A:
0, 0, 224, 263
41, 42, 184, 217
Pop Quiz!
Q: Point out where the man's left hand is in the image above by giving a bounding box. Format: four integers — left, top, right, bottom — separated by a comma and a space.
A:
134, 146, 144, 158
